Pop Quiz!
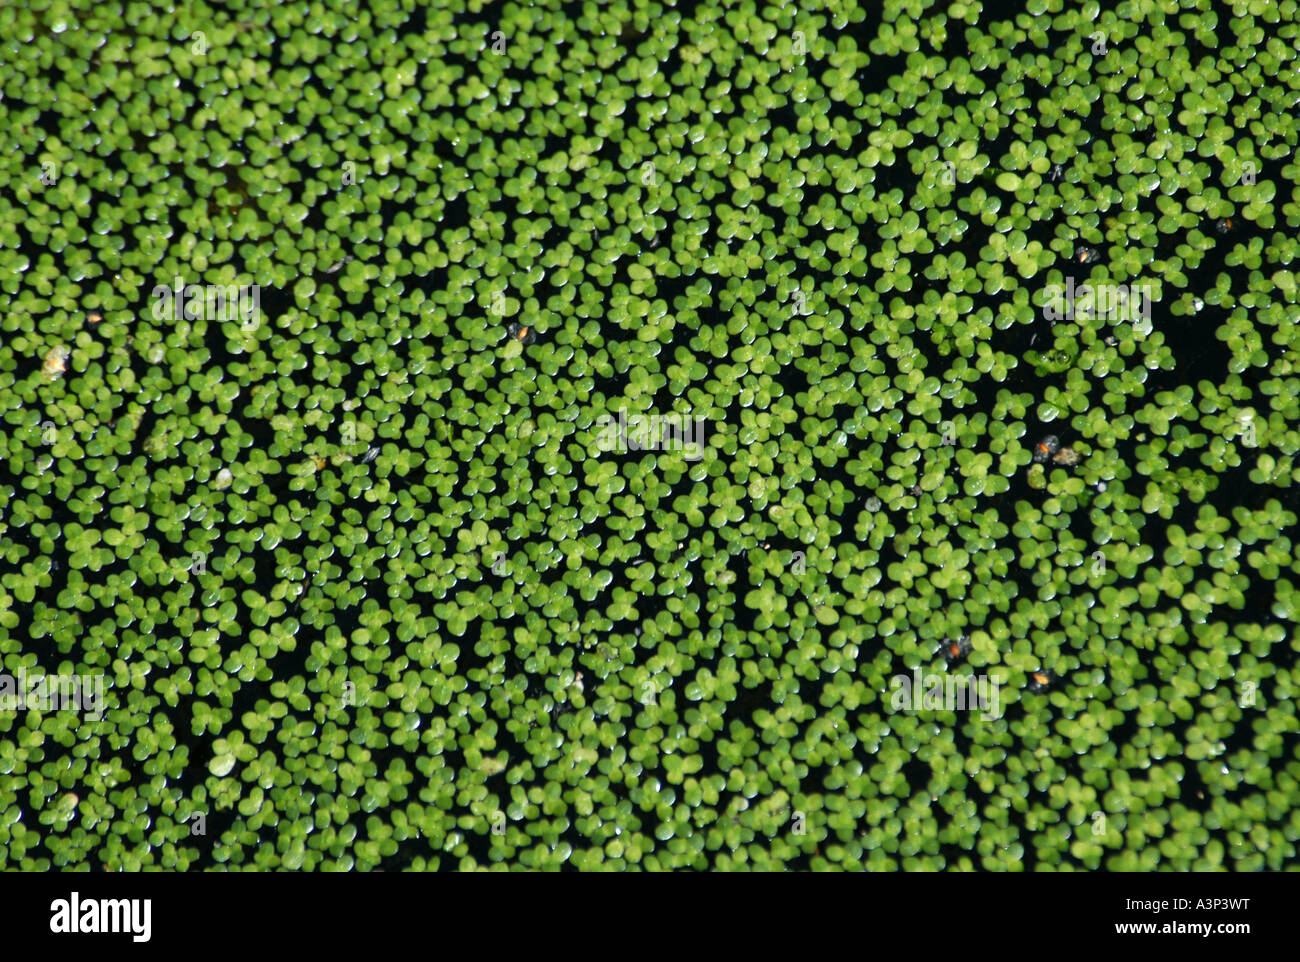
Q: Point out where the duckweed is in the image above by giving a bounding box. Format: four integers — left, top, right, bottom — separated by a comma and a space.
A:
1, 0, 1299, 872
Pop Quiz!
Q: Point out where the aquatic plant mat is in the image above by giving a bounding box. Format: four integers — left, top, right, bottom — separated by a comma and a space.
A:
1, 0, 1298, 873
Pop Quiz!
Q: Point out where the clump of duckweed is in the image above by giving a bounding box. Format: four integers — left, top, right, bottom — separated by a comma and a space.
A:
1, 0, 1299, 872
